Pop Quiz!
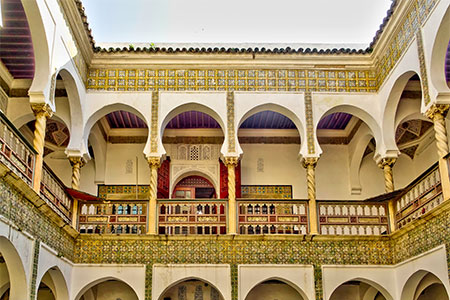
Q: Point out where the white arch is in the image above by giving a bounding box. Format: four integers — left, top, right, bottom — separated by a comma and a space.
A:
21, 0, 51, 100
158, 276, 226, 300
58, 67, 84, 135
237, 103, 304, 156
80, 103, 149, 157
74, 277, 140, 300
383, 71, 421, 146
328, 278, 394, 300
243, 277, 310, 300
152, 264, 231, 300
88, 124, 107, 184
171, 171, 218, 198
159, 102, 226, 157
316, 104, 383, 155
0, 236, 28, 300
348, 123, 374, 195
400, 270, 450, 300
429, 4, 450, 95
36, 266, 69, 300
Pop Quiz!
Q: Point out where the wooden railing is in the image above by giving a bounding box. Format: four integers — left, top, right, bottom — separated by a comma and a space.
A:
237, 200, 308, 234
158, 199, 227, 235
41, 163, 73, 223
318, 202, 389, 235
0, 111, 35, 187
78, 201, 147, 234
395, 163, 443, 229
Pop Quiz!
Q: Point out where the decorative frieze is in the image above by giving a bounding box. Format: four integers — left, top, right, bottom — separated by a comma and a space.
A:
87, 69, 378, 93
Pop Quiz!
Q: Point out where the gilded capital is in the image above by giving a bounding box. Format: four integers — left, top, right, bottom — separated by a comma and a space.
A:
224, 156, 239, 167
377, 157, 396, 169
69, 156, 85, 168
301, 157, 319, 169
147, 156, 161, 168
425, 104, 449, 121
31, 103, 54, 119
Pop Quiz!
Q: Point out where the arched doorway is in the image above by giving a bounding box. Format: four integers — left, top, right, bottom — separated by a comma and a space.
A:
245, 279, 304, 300
401, 271, 449, 300
77, 279, 139, 300
330, 280, 391, 300
159, 279, 224, 300
0, 237, 27, 300
172, 175, 217, 199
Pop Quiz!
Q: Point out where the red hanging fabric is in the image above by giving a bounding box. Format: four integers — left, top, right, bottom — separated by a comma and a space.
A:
157, 158, 170, 198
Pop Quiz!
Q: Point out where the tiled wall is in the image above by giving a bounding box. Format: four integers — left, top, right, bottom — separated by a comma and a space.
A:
0, 180, 76, 260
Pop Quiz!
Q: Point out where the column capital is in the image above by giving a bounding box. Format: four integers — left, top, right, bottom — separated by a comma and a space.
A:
68, 156, 86, 168
223, 156, 239, 167
301, 157, 319, 169
425, 104, 449, 121
147, 156, 161, 168
31, 103, 54, 119
377, 157, 396, 169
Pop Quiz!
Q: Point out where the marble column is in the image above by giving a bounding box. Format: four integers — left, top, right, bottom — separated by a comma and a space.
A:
378, 157, 397, 231
147, 157, 161, 234
224, 156, 239, 234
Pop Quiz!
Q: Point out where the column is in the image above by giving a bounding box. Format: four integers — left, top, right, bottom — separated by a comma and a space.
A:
31, 103, 53, 192
426, 104, 450, 158
426, 104, 450, 201
378, 157, 396, 231
147, 156, 160, 234
69, 156, 85, 228
224, 156, 238, 234
302, 157, 319, 235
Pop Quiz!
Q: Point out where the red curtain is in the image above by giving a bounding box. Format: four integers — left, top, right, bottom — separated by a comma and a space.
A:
157, 158, 170, 198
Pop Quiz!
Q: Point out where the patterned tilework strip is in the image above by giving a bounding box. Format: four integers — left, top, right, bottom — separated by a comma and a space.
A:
86, 69, 378, 93
0, 180, 76, 260
29, 241, 40, 300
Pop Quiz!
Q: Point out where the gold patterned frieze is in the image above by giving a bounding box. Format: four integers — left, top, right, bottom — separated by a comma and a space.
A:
167, 216, 188, 222
278, 216, 299, 222
117, 216, 139, 222
197, 216, 219, 222
87, 216, 108, 222
86, 69, 377, 93
247, 216, 268, 222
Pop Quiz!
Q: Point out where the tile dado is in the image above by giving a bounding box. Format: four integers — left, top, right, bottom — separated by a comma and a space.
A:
86, 69, 378, 93
0, 179, 76, 260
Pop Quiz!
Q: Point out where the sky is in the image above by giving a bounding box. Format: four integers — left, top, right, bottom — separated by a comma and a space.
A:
83, 0, 393, 45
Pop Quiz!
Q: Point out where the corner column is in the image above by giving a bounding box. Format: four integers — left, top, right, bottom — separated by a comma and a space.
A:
378, 157, 396, 231
302, 157, 319, 235
426, 104, 450, 201
224, 156, 238, 235
147, 156, 161, 234
69, 156, 85, 228
31, 103, 53, 192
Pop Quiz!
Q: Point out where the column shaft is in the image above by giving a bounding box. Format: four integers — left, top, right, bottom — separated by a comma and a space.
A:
426, 104, 450, 158
378, 158, 396, 231
69, 157, 85, 229
302, 157, 318, 235
147, 157, 160, 234
31, 104, 53, 192
225, 157, 238, 234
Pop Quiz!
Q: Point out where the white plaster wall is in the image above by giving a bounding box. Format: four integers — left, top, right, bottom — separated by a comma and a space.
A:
359, 155, 385, 198
104, 143, 150, 185
238, 265, 315, 300
71, 264, 146, 300
36, 243, 72, 300
0, 218, 34, 292
244, 282, 303, 300
239, 144, 307, 199
90, 281, 138, 300
152, 264, 231, 300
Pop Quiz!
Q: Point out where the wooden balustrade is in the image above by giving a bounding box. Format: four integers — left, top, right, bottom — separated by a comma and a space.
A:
395, 164, 443, 229
79, 201, 147, 234
0, 111, 35, 186
158, 200, 227, 235
40, 163, 73, 223
318, 202, 389, 235
237, 200, 308, 234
